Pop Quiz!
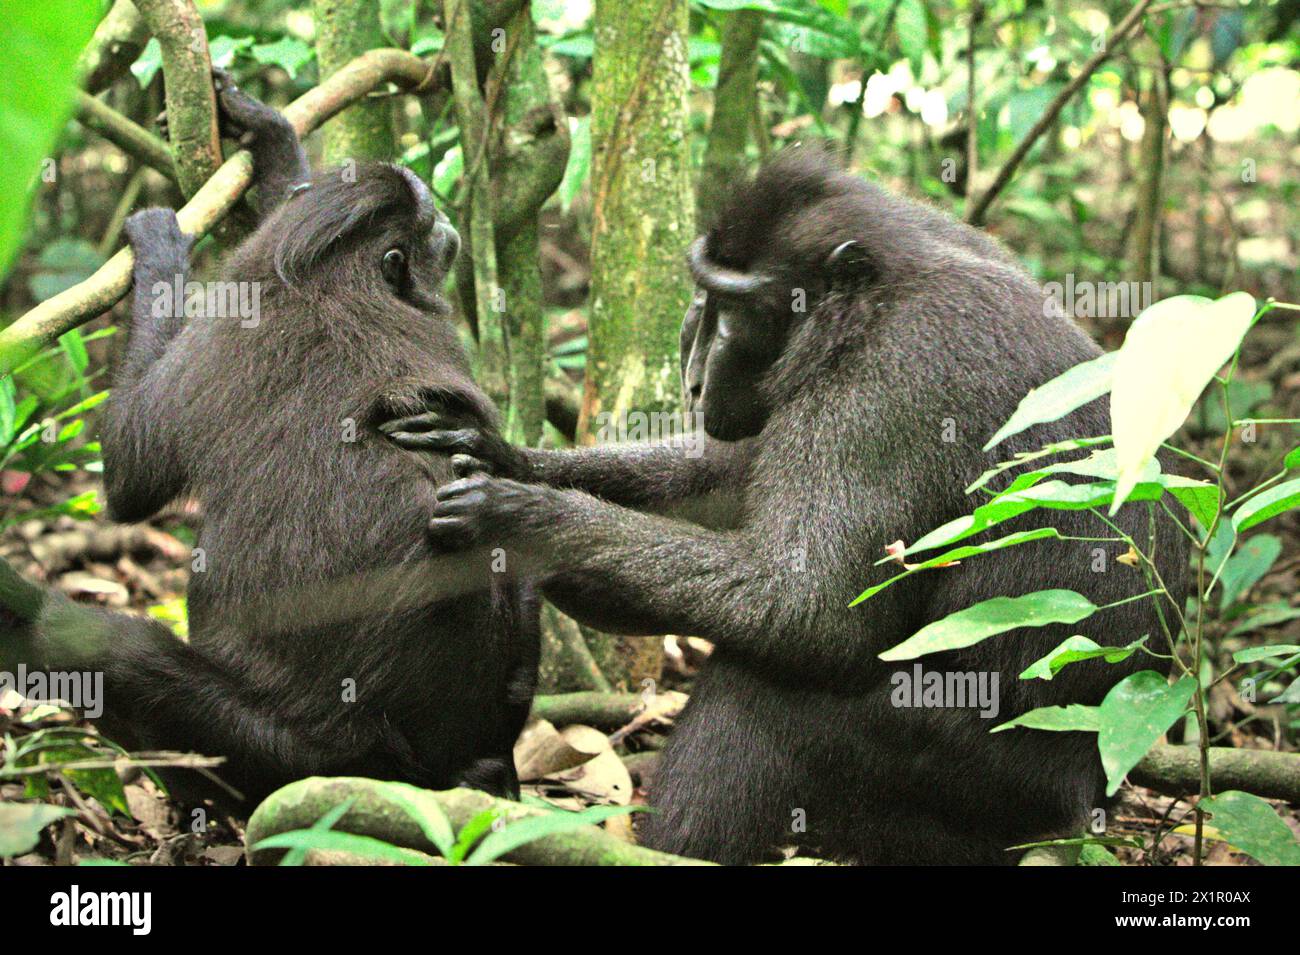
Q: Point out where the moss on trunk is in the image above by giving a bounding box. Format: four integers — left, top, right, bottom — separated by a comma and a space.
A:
313, 0, 396, 164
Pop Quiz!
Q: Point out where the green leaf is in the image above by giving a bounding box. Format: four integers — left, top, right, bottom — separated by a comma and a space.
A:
0, 376, 16, 444
1079, 842, 1124, 865
1020, 635, 1147, 681
0, 802, 77, 857
464, 805, 646, 866
0, 0, 102, 277
1098, 672, 1196, 797
1110, 292, 1258, 511
1231, 644, 1300, 664
850, 528, 1061, 606
1269, 681, 1300, 704
1199, 791, 1300, 866
1231, 478, 1300, 532
251, 37, 316, 79
880, 590, 1100, 661
1284, 446, 1300, 470
905, 478, 1161, 557
1163, 474, 1221, 529
55, 390, 109, 421
146, 598, 189, 638
990, 704, 1100, 734
447, 808, 499, 864
380, 782, 456, 859
58, 329, 88, 373
207, 35, 255, 70
1218, 534, 1282, 609
1226, 604, 1300, 638
966, 436, 1113, 495
558, 115, 590, 214
254, 829, 430, 865
894, 0, 927, 70
279, 798, 355, 867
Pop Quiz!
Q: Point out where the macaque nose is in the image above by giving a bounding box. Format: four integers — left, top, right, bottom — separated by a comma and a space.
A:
433, 221, 460, 273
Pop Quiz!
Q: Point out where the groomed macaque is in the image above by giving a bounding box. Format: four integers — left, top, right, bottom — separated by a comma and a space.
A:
2, 73, 538, 804
386, 148, 1188, 863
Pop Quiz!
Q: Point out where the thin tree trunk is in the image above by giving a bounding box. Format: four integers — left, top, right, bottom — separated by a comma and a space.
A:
1130, 68, 1167, 301
697, 9, 763, 227
580, 0, 695, 688
313, 0, 396, 163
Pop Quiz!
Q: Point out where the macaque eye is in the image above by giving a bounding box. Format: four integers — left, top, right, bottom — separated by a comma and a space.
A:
381, 248, 408, 287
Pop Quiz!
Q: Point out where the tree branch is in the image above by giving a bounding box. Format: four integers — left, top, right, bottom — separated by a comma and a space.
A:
77, 0, 148, 95
964, 0, 1155, 226
442, 0, 507, 404
132, 0, 223, 200
75, 92, 177, 181
0, 49, 436, 376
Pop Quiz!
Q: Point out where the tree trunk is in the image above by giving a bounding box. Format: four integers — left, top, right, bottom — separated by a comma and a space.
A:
697, 10, 762, 227
1130, 69, 1167, 301
579, 0, 695, 689
313, 0, 396, 163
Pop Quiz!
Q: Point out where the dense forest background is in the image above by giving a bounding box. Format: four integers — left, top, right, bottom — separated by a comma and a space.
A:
0, 0, 1297, 867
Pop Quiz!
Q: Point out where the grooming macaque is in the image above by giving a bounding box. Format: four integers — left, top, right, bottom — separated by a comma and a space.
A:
386, 149, 1188, 863
3, 74, 538, 803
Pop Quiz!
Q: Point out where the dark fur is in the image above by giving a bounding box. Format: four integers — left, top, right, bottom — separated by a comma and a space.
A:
10, 77, 537, 805
389, 148, 1188, 864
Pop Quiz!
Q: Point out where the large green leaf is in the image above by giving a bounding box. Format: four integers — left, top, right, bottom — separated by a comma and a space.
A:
990, 704, 1100, 734
985, 349, 1113, 453
1110, 293, 1257, 511
1098, 672, 1196, 796
880, 590, 1099, 662
0, 0, 102, 277
1199, 791, 1300, 866
905, 478, 1162, 557
381, 782, 456, 859
851, 528, 1062, 606
1231, 478, 1300, 533
1232, 644, 1300, 664
1019, 635, 1147, 681
254, 829, 430, 865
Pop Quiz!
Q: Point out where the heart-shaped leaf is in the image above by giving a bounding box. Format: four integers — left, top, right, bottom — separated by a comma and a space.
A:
1199, 791, 1300, 866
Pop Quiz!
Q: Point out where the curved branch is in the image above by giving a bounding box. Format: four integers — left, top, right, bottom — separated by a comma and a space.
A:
132, 0, 222, 199
76, 92, 177, 181
0, 49, 435, 376
1133, 743, 1300, 804
245, 776, 706, 865
964, 0, 1154, 226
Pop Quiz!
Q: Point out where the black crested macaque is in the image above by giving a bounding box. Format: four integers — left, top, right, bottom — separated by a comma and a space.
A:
3, 73, 538, 804
385, 149, 1188, 864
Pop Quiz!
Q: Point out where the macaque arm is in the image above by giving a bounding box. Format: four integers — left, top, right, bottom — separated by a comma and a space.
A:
214, 70, 309, 216
436, 477, 870, 674
100, 210, 192, 522
521, 439, 751, 514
